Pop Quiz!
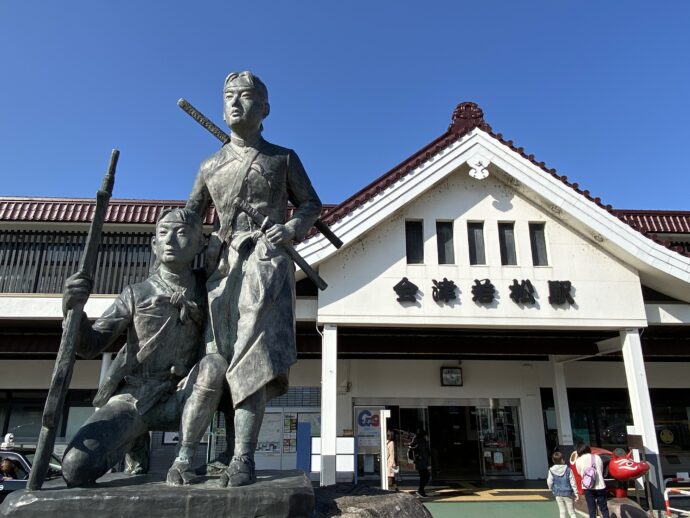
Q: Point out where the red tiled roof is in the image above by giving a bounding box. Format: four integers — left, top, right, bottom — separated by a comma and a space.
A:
0, 197, 212, 224
612, 210, 690, 255
1, 103, 688, 257
613, 210, 690, 234
316, 102, 690, 257
319, 102, 620, 228
0, 197, 336, 225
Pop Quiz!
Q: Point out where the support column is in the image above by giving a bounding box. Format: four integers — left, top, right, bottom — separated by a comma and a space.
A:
99, 352, 113, 385
379, 409, 391, 490
620, 328, 663, 510
320, 324, 338, 486
550, 356, 574, 454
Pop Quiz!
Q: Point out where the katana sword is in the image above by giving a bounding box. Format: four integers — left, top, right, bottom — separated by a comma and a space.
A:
27, 150, 119, 491
232, 197, 328, 291
177, 98, 343, 249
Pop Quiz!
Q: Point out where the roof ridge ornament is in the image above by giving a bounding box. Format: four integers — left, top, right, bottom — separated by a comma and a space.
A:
449, 102, 492, 134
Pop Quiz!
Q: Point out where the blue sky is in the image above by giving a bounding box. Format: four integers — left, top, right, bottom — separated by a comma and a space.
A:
1, 1, 688, 208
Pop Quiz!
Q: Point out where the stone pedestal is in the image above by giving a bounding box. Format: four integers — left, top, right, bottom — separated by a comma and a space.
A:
0, 470, 314, 518
314, 484, 432, 518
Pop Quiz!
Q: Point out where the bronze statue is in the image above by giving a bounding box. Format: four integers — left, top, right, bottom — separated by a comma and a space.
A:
171, 71, 322, 487
60, 208, 227, 487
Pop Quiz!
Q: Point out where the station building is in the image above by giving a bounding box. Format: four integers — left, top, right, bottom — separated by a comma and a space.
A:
1, 103, 689, 498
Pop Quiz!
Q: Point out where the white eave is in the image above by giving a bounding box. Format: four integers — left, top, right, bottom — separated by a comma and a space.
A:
296, 128, 690, 302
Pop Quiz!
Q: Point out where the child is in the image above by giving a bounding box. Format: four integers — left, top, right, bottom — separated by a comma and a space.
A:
547, 451, 579, 518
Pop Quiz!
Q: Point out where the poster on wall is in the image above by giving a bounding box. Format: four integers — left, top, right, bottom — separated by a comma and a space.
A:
283, 412, 298, 453
298, 413, 321, 437
257, 412, 282, 454
354, 406, 383, 454
163, 432, 180, 445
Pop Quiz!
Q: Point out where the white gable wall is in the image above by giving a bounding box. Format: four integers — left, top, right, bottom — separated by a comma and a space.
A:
318, 167, 646, 329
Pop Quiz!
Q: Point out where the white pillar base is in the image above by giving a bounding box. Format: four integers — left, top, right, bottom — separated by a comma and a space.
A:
320, 324, 338, 486
620, 328, 663, 510
550, 356, 574, 450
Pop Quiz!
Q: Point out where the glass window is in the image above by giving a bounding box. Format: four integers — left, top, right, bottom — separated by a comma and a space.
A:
436, 221, 454, 265
0, 406, 7, 434
477, 406, 523, 476
395, 407, 429, 477
498, 222, 517, 265
7, 402, 43, 440
467, 222, 486, 265
529, 223, 548, 266
405, 221, 424, 264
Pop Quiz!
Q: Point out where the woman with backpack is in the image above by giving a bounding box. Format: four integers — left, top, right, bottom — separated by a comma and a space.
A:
574, 443, 610, 518
547, 451, 578, 518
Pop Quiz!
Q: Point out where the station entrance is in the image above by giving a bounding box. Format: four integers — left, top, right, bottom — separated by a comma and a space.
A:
354, 399, 524, 481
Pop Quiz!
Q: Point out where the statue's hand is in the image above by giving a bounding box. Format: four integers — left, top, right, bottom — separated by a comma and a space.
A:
169, 291, 185, 307
265, 224, 295, 246
63, 272, 93, 316
170, 292, 202, 325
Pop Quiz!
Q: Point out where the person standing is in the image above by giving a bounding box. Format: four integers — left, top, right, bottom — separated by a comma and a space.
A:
574, 443, 610, 518
386, 430, 398, 491
409, 428, 431, 497
547, 451, 578, 518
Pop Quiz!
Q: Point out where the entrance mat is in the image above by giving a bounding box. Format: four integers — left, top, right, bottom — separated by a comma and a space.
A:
411, 484, 552, 503
424, 501, 558, 518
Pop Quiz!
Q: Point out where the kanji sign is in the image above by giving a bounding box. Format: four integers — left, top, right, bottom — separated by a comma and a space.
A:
393, 277, 419, 303
548, 280, 574, 305
471, 279, 495, 304
509, 279, 536, 304
432, 278, 457, 303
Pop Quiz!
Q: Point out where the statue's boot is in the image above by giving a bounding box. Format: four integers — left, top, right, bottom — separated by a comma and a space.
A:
219, 387, 265, 487
125, 433, 151, 475
198, 404, 235, 476
166, 458, 196, 486
199, 448, 232, 476
167, 382, 224, 485
220, 455, 256, 487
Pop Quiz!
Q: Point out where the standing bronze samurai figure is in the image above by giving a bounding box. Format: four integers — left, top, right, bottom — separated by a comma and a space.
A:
168, 71, 322, 487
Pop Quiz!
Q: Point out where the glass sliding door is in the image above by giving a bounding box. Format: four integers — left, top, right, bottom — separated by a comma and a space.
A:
429, 406, 480, 481
396, 407, 428, 477
477, 405, 523, 477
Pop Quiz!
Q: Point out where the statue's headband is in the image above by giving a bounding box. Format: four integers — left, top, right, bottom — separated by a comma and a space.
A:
223, 71, 268, 102
156, 208, 201, 230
